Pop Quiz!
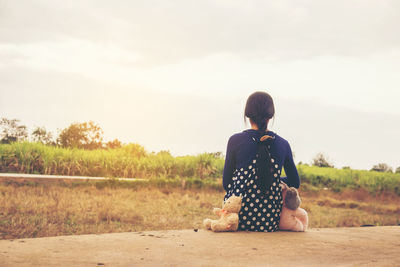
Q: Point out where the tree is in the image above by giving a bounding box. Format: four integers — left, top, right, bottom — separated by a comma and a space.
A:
312, 153, 334, 168
370, 163, 393, 173
0, 118, 28, 143
57, 121, 104, 149
105, 139, 122, 149
32, 126, 54, 145
396, 167, 400, 174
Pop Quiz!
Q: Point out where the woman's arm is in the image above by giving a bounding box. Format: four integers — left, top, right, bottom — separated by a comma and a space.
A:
222, 135, 236, 192
282, 141, 300, 188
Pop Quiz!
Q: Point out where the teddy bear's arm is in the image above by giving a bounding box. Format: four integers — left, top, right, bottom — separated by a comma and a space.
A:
213, 208, 222, 216
226, 214, 239, 225
280, 182, 289, 190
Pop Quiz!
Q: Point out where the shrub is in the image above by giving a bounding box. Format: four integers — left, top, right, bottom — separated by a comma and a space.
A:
370, 163, 393, 173
312, 153, 334, 168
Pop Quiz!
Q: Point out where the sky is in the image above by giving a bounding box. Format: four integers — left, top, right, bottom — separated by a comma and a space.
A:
0, 0, 399, 170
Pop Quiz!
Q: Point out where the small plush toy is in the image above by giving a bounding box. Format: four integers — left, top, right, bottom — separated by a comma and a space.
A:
203, 195, 242, 232
279, 183, 308, 232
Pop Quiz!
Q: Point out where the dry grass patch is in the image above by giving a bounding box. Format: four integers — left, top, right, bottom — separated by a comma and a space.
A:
0, 183, 222, 239
300, 189, 400, 228
1, 182, 399, 239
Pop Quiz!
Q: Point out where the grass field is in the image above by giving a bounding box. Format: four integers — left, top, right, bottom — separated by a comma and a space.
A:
1, 142, 399, 239
298, 164, 400, 195
1, 180, 399, 239
1, 142, 400, 195
0, 142, 224, 179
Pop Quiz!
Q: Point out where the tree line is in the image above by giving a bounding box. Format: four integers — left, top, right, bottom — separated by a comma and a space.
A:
294, 150, 398, 174
0, 118, 121, 150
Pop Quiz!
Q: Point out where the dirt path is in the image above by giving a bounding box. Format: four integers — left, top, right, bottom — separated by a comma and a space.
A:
1, 226, 399, 266
0, 173, 147, 182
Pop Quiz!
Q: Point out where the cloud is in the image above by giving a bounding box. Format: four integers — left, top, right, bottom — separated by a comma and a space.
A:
1, 1, 399, 170
1, 1, 399, 66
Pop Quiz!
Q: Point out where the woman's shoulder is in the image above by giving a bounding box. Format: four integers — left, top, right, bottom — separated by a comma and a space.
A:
273, 132, 289, 145
227, 130, 260, 150
228, 131, 253, 144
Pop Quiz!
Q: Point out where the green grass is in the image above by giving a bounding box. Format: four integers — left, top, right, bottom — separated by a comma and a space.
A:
1, 142, 399, 195
298, 164, 400, 195
0, 142, 224, 179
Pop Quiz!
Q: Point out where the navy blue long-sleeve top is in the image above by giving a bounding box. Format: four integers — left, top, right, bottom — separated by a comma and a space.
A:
222, 129, 300, 192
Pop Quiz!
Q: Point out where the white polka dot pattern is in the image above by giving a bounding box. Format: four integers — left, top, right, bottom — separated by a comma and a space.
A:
224, 153, 283, 232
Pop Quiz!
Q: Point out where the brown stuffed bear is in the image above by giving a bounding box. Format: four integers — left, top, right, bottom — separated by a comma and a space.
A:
203, 195, 242, 232
279, 183, 308, 232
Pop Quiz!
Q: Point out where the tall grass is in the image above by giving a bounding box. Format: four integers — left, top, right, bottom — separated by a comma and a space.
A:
298, 164, 400, 195
1, 142, 399, 195
0, 142, 224, 179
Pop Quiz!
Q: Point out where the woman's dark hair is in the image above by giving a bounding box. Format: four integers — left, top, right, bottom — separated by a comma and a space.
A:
244, 91, 275, 132
245, 91, 275, 193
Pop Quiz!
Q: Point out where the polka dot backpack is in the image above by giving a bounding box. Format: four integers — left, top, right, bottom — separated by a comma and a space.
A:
224, 134, 283, 232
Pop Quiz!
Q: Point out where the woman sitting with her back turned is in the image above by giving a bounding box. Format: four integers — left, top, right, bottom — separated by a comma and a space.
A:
223, 91, 300, 232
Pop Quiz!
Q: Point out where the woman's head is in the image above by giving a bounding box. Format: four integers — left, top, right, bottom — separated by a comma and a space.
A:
244, 91, 275, 132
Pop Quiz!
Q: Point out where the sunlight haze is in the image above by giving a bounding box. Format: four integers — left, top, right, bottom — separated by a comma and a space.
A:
1, 0, 399, 170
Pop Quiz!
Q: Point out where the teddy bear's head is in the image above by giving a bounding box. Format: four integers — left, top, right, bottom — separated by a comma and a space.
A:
222, 195, 242, 213
285, 187, 301, 210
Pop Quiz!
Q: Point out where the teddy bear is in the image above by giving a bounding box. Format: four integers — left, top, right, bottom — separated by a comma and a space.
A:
203, 195, 242, 232
279, 183, 308, 232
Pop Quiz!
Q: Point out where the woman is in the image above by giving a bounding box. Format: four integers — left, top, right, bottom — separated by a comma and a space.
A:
223, 91, 300, 232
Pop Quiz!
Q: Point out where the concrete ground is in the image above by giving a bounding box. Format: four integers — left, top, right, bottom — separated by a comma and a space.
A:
0, 226, 399, 266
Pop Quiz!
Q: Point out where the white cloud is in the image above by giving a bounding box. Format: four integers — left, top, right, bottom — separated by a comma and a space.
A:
1, 0, 399, 170
1, 1, 400, 65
